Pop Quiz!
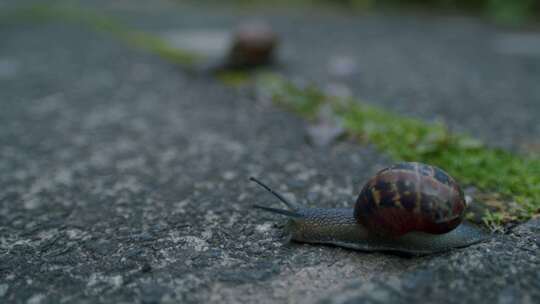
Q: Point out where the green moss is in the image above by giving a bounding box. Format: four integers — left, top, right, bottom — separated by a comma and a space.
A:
123, 32, 201, 65
257, 74, 326, 119
482, 210, 506, 232
0, 5, 201, 66
257, 74, 540, 227
216, 71, 252, 86
484, 0, 535, 24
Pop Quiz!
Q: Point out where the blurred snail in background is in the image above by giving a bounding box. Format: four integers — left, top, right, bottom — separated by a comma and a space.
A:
225, 21, 277, 69
251, 162, 488, 255
197, 20, 278, 73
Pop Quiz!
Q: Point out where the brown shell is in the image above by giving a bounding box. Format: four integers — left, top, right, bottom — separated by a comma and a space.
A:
227, 22, 277, 68
354, 162, 466, 237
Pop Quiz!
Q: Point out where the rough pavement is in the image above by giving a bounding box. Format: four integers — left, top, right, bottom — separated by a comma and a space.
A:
1, 1, 539, 303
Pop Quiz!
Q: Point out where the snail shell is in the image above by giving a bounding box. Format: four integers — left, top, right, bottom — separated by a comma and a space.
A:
198, 21, 278, 73
226, 21, 277, 69
355, 162, 466, 237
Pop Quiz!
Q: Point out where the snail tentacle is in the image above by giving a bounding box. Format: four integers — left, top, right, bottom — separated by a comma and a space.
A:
249, 177, 301, 210
252, 204, 302, 218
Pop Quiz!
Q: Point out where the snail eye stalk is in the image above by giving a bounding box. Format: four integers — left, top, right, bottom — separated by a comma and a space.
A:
249, 177, 298, 211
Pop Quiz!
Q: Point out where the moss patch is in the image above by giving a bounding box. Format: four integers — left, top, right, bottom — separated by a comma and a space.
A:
0, 4, 202, 66
257, 74, 540, 228
216, 71, 252, 86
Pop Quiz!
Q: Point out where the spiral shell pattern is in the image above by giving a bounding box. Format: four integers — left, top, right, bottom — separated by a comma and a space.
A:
354, 162, 466, 237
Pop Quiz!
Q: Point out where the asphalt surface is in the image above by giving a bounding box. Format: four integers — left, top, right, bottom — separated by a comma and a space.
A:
0, 1, 539, 303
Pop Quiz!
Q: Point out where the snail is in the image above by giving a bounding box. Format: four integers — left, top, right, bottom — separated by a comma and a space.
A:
224, 21, 277, 69
198, 21, 278, 73
250, 162, 489, 255
191, 21, 279, 75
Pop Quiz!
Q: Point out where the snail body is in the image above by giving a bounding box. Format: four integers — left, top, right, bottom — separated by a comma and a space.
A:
251, 162, 488, 255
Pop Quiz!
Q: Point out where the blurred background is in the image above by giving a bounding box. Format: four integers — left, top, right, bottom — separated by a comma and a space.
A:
195, 0, 540, 24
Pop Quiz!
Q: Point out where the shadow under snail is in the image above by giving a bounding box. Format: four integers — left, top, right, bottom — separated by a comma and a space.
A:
250, 162, 489, 255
